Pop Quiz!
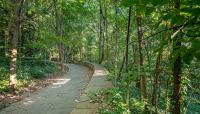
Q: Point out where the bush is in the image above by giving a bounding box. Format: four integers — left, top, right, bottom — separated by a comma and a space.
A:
0, 80, 9, 92
43, 62, 56, 73
0, 58, 56, 93
29, 65, 46, 78
89, 88, 128, 114
0, 59, 10, 92
20, 59, 56, 79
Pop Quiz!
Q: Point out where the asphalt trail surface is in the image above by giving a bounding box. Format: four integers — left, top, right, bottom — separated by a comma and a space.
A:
0, 64, 91, 114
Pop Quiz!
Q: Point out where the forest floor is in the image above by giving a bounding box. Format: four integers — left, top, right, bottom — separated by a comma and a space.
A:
0, 64, 93, 114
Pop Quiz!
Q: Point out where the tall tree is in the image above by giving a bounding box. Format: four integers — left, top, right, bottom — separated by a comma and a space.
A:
104, 0, 109, 65
53, 0, 65, 71
125, 6, 132, 109
136, 15, 147, 104
114, 0, 119, 78
99, 0, 104, 64
9, 0, 24, 93
172, 0, 181, 113
152, 50, 162, 113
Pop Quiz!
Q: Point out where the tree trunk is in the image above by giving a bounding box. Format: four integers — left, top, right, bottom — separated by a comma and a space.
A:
59, 8, 65, 72
9, 0, 23, 93
125, 7, 132, 73
125, 6, 132, 110
136, 16, 147, 103
4, 29, 9, 57
173, 0, 181, 114
114, 0, 119, 82
104, 1, 109, 66
98, 0, 102, 64
117, 54, 125, 80
53, 0, 65, 71
152, 50, 162, 113
99, 0, 104, 64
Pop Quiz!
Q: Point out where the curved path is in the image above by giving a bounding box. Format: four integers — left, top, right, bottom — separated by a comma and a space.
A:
0, 64, 91, 114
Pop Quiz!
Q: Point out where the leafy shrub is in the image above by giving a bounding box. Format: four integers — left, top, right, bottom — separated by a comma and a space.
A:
29, 65, 46, 78
0, 80, 9, 92
43, 62, 55, 73
89, 88, 128, 114
130, 98, 147, 114
17, 66, 31, 80
0, 59, 10, 92
20, 59, 56, 79
0, 58, 56, 93
0, 67, 8, 80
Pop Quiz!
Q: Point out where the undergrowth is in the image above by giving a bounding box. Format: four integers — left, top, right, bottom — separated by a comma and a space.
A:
0, 58, 55, 93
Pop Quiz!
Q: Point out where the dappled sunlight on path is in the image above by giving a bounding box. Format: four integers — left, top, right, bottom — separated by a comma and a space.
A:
94, 70, 106, 76
0, 64, 92, 114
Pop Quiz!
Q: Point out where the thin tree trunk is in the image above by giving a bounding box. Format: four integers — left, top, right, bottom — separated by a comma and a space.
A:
60, 6, 65, 72
104, 1, 109, 66
9, 0, 24, 93
98, 0, 102, 63
53, 0, 64, 71
136, 16, 147, 104
125, 6, 132, 111
4, 29, 9, 57
117, 54, 125, 80
125, 7, 132, 73
114, 0, 119, 82
99, 0, 104, 64
152, 50, 162, 113
173, 0, 181, 113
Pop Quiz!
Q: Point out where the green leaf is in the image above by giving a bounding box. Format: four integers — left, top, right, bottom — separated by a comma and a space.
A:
120, 0, 137, 7
145, 6, 155, 16
180, 7, 200, 17
194, 51, 200, 61
171, 14, 185, 26
183, 39, 200, 64
182, 0, 200, 6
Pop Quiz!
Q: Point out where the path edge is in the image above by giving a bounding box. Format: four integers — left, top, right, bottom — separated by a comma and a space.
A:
70, 62, 112, 114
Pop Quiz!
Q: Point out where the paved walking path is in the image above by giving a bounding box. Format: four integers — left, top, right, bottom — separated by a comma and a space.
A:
70, 63, 112, 114
0, 64, 91, 114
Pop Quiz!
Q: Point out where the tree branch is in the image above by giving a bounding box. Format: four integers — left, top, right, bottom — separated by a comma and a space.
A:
127, 22, 200, 46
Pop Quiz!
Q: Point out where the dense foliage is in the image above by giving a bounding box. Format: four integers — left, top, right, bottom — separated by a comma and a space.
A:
0, 0, 199, 114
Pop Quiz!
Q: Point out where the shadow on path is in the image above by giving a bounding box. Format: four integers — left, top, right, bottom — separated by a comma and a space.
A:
0, 64, 92, 114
